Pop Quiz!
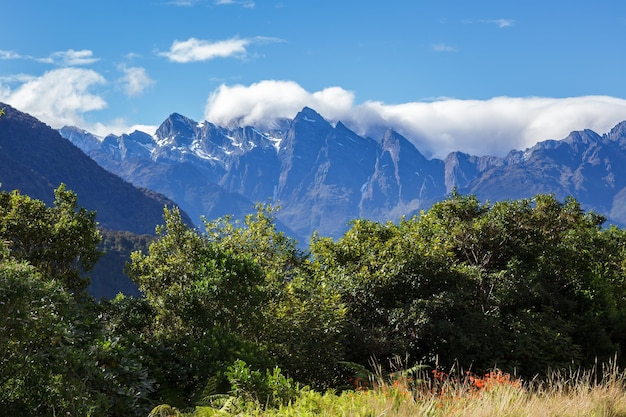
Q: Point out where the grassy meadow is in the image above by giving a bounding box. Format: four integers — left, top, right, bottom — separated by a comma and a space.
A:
150, 360, 626, 417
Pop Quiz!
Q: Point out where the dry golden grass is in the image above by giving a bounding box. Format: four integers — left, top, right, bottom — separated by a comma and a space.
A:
351, 360, 626, 417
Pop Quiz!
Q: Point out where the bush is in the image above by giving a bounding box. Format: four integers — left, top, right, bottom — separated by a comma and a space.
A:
224, 360, 301, 410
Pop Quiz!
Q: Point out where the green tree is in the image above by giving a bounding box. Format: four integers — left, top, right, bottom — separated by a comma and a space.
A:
311, 193, 626, 377
127, 207, 271, 405
0, 184, 102, 297
203, 204, 346, 387
406, 193, 624, 375
0, 246, 154, 416
126, 204, 346, 407
310, 218, 455, 368
0, 187, 154, 416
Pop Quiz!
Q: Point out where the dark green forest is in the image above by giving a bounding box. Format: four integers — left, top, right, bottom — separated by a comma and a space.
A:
2, 184, 626, 416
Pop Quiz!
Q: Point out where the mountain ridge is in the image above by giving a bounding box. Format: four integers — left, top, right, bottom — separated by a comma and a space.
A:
57, 107, 626, 239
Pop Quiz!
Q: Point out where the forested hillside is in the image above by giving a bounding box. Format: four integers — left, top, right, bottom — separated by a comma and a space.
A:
2, 183, 626, 416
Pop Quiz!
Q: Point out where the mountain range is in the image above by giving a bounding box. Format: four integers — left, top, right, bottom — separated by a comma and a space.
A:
59, 107, 626, 241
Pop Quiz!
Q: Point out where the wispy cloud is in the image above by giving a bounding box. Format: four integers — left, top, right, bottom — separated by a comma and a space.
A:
0, 50, 22, 60
118, 66, 154, 97
432, 43, 457, 52
165, 0, 206, 6
159, 36, 281, 63
204, 80, 626, 159
0, 48, 99, 66
38, 49, 100, 66
124, 52, 142, 60
215, 0, 255, 8
0, 73, 37, 84
480, 19, 515, 28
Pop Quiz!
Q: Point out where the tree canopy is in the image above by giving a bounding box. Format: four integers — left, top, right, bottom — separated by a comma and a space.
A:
3, 187, 626, 414
0, 184, 101, 297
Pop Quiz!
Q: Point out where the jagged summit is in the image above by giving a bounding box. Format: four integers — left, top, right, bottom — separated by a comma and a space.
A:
295, 106, 325, 121
607, 120, 626, 142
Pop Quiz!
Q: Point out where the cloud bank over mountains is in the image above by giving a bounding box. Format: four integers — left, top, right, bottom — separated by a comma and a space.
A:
205, 80, 626, 158
2, 71, 626, 158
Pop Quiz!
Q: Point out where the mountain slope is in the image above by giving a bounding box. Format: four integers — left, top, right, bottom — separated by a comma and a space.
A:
61, 107, 443, 239
360, 129, 446, 221
0, 103, 189, 235
275, 109, 380, 237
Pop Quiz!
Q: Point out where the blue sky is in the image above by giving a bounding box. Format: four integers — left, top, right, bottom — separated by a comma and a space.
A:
2, 0, 626, 158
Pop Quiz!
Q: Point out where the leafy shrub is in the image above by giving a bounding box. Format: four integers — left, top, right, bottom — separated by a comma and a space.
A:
224, 360, 301, 409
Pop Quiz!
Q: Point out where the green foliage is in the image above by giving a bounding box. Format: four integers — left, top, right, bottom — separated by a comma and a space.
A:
408, 193, 623, 374
203, 204, 346, 387
0, 183, 102, 297
125, 204, 346, 407
309, 217, 452, 367
126, 206, 273, 405
0, 257, 154, 416
0, 185, 154, 416
223, 360, 301, 410
310, 193, 626, 377
5, 184, 626, 413
149, 404, 182, 417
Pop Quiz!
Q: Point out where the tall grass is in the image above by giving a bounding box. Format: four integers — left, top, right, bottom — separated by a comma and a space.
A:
153, 359, 626, 417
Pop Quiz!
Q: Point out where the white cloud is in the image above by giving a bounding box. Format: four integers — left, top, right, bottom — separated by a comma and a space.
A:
167, 0, 200, 5
0, 73, 37, 84
160, 36, 280, 63
205, 80, 355, 127
0, 48, 98, 65
204, 80, 626, 159
160, 37, 250, 63
44, 49, 100, 66
493, 19, 515, 28
1, 68, 106, 127
479, 19, 515, 28
432, 43, 457, 52
124, 52, 142, 60
356, 96, 626, 158
215, 0, 255, 7
88, 120, 158, 137
118, 66, 154, 97
0, 50, 22, 60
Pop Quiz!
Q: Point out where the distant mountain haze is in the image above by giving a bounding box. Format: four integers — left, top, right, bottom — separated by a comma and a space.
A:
57, 106, 626, 239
